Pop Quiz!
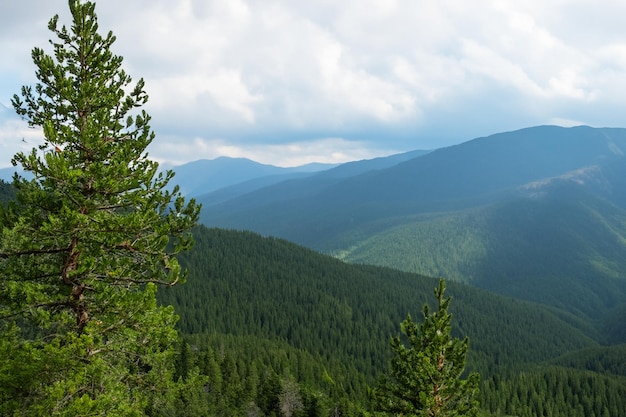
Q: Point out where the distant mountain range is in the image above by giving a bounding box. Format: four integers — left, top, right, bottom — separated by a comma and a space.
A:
1, 155, 337, 186
187, 149, 430, 205
193, 125, 626, 332
4, 124, 626, 334
168, 157, 339, 197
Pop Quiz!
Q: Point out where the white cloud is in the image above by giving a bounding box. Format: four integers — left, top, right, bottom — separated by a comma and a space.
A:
3, 0, 626, 167
0, 118, 45, 168
548, 69, 593, 100
315, 40, 417, 122
546, 117, 586, 128
150, 135, 395, 168
459, 39, 545, 97
150, 70, 261, 123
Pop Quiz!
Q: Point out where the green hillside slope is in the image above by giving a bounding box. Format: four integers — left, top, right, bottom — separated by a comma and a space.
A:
197, 126, 626, 345
154, 226, 626, 415
200, 126, 626, 248
336, 179, 626, 336
0, 180, 15, 205
159, 227, 599, 382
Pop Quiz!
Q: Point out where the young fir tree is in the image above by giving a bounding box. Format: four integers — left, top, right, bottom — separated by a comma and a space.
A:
0, 1, 199, 415
372, 279, 480, 417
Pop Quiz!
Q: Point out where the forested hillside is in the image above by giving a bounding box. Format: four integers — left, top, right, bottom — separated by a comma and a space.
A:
199, 126, 626, 247
3, 146, 625, 416
4, 1, 624, 415
198, 126, 626, 347
156, 225, 626, 416
338, 179, 626, 337
0, 179, 15, 205
2, 173, 624, 415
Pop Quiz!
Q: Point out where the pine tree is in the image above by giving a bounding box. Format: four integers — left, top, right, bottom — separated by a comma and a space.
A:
0, 1, 199, 415
279, 376, 304, 417
372, 279, 480, 417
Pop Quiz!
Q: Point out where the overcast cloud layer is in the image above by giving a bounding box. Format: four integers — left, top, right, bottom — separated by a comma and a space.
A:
2, 0, 626, 168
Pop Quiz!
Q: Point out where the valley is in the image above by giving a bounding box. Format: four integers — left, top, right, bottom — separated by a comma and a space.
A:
3, 124, 626, 416
193, 125, 626, 338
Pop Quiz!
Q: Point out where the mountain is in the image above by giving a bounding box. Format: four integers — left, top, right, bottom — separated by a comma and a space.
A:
200, 126, 626, 242
0, 167, 18, 182
198, 125, 626, 328
339, 175, 626, 329
159, 226, 600, 384
157, 226, 626, 415
310, 148, 431, 179
192, 149, 430, 205
169, 156, 338, 197
196, 148, 432, 222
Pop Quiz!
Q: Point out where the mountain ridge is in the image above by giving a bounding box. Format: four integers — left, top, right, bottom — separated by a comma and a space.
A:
199, 125, 626, 243
196, 125, 626, 332
169, 156, 338, 197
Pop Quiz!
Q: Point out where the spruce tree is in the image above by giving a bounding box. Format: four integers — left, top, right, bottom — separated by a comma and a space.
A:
0, 1, 199, 415
372, 279, 480, 417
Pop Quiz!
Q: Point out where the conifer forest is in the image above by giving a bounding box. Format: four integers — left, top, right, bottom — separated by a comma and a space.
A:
1, 1, 625, 416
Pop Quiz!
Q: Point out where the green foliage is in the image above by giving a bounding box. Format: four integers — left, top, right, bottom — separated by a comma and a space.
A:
337, 189, 626, 328
335, 210, 489, 284
372, 279, 480, 417
160, 333, 371, 416
0, 180, 16, 206
480, 367, 626, 417
161, 227, 597, 381
548, 344, 626, 377
157, 226, 623, 415
0, 1, 198, 415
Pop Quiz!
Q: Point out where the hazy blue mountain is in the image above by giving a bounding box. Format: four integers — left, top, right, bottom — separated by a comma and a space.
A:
200, 125, 626, 244
0, 166, 31, 182
312, 148, 431, 179
310, 125, 626, 218
195, 148, 431, 206
1, 154, 334, 187
0, 167, 18, 182
170, 156, 338, 197
194, 172, 316, 206
198, 125, 626, 326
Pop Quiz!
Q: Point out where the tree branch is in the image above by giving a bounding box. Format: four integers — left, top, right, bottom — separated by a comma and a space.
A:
0, 300, 73, 320
91, 273, 178, 287
0, 246, 69, 259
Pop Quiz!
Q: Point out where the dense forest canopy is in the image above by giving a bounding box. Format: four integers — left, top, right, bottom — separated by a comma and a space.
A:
158, 226, 626, 416
0, 1, 198, 415
1, 1, 625, 416
0, 179, 16, 205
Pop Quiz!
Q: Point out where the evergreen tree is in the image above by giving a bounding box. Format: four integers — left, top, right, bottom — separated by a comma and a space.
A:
0, 179, 16, 205
279, 376, 304, 417
372, 279, 480, 417
0, 1, 199, 415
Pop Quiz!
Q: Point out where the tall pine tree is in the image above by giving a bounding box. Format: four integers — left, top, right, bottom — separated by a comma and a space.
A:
0, 1, 199, 415
373, 279, 480, 417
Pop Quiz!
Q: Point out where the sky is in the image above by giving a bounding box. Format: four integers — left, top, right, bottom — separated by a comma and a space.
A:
2, 0, 626, 169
